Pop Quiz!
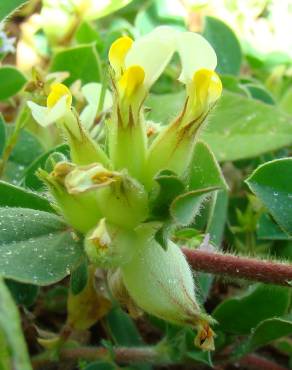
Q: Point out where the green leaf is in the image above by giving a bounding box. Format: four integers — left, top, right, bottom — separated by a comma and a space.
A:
213, 284, 291, 334
43, 286, 68, 313
170, 187, 218, 226
280, 87, 292, 115
202, 91, 292, 161
0, 66, 27, 100
0, 181, 53, 212
0, 0, 27, 22
70, 258, 88, 295
150, 170, 185, 219
154, 221, 172, 250
146, 91, 185, 124
10, 129, 44, 166
22, 144, 69, 191
5, 280, 39, 307
220, 74, 248, 95
0, 207, 83, 285
106, 307, 144, 347
167, 142, 226, 227
186, 350, 213, 368
84, 362, 116, 370
198, 190, 228, 302
246, 84, 275, 105
5, 129, 44, 183
203, 16, 242, 75
75, 21, 101, 45
257, 213, 290, 240
50, 44, 101, 85
0, 114, 6, 157
247, 318, 292, 352
206, 190, 228, 246
187, 141, 228, 191
0, 277, 32, 370
246, 159, 292, 235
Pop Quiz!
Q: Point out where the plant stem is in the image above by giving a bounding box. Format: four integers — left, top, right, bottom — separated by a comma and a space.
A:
62, 346, 162, 363
32, 346, 167, 369
182, 248, 292, 287
32, 346, 288, 370
239, 353, 288, 370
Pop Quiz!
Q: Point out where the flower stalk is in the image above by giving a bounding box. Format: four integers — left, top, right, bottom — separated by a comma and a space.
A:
183, 248, 292, 287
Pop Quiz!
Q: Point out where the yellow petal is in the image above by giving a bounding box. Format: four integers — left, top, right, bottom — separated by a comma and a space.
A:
109, 36, 133, 73
192, 68, 222, 106
118, 65, 145, 98
47, 83, 72, 109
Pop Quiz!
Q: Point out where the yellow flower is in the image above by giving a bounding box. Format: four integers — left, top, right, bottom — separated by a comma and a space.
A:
27, 82, 110, 167
47, 83, 72, 109
108, 36, 133, 77
118, 65, 145, 99
27, 83, 72, 127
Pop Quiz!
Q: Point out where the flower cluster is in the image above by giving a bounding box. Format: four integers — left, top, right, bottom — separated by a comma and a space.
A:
27, 26, 222, 351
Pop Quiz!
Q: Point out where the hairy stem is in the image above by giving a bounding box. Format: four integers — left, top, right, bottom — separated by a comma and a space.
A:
239, 353, 288, 370
183, 248, 292, 286
32, 346, 167, 369
32, 346, 288, 370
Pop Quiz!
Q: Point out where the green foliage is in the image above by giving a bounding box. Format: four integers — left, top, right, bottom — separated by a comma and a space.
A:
187, 141, 228, 190
50, 45, 101, 85
0, 0, 27, 22
246, 318, 292, 353
0, 66, 27, 100
0, 277, 32, 370
5, 280, 39, 307
257, 214, 290, 240
83, 363, 116, 370
70, 258, 88, 295
213, 284, 291, 334
5, 129, 44, 183
106, 307, 144, 347
22, 144, 69, 191
246, 159, 292, 234
0, 180, 53, 212
203, 16, 242, 75
0, 207, 84, 285
0, 115, 6, 157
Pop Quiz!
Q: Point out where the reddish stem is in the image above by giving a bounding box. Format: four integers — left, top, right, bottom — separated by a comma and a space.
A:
183, 248, 292, 287
239, 354, 288, 370
61, 346, 162, 363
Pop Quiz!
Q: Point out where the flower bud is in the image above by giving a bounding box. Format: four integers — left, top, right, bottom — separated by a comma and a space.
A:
121, 223, 215, 349
64, 163, 120, 194
96, 173, 149, 228
62, 163, 149, 229
85, 219, 135, 268
37, 164, 102, 234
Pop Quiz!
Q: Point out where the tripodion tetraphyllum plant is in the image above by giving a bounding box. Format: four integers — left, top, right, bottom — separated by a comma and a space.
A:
27, 26, 223, 351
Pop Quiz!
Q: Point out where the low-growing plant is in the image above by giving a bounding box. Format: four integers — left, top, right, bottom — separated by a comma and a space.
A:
1, 1, 292, 370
